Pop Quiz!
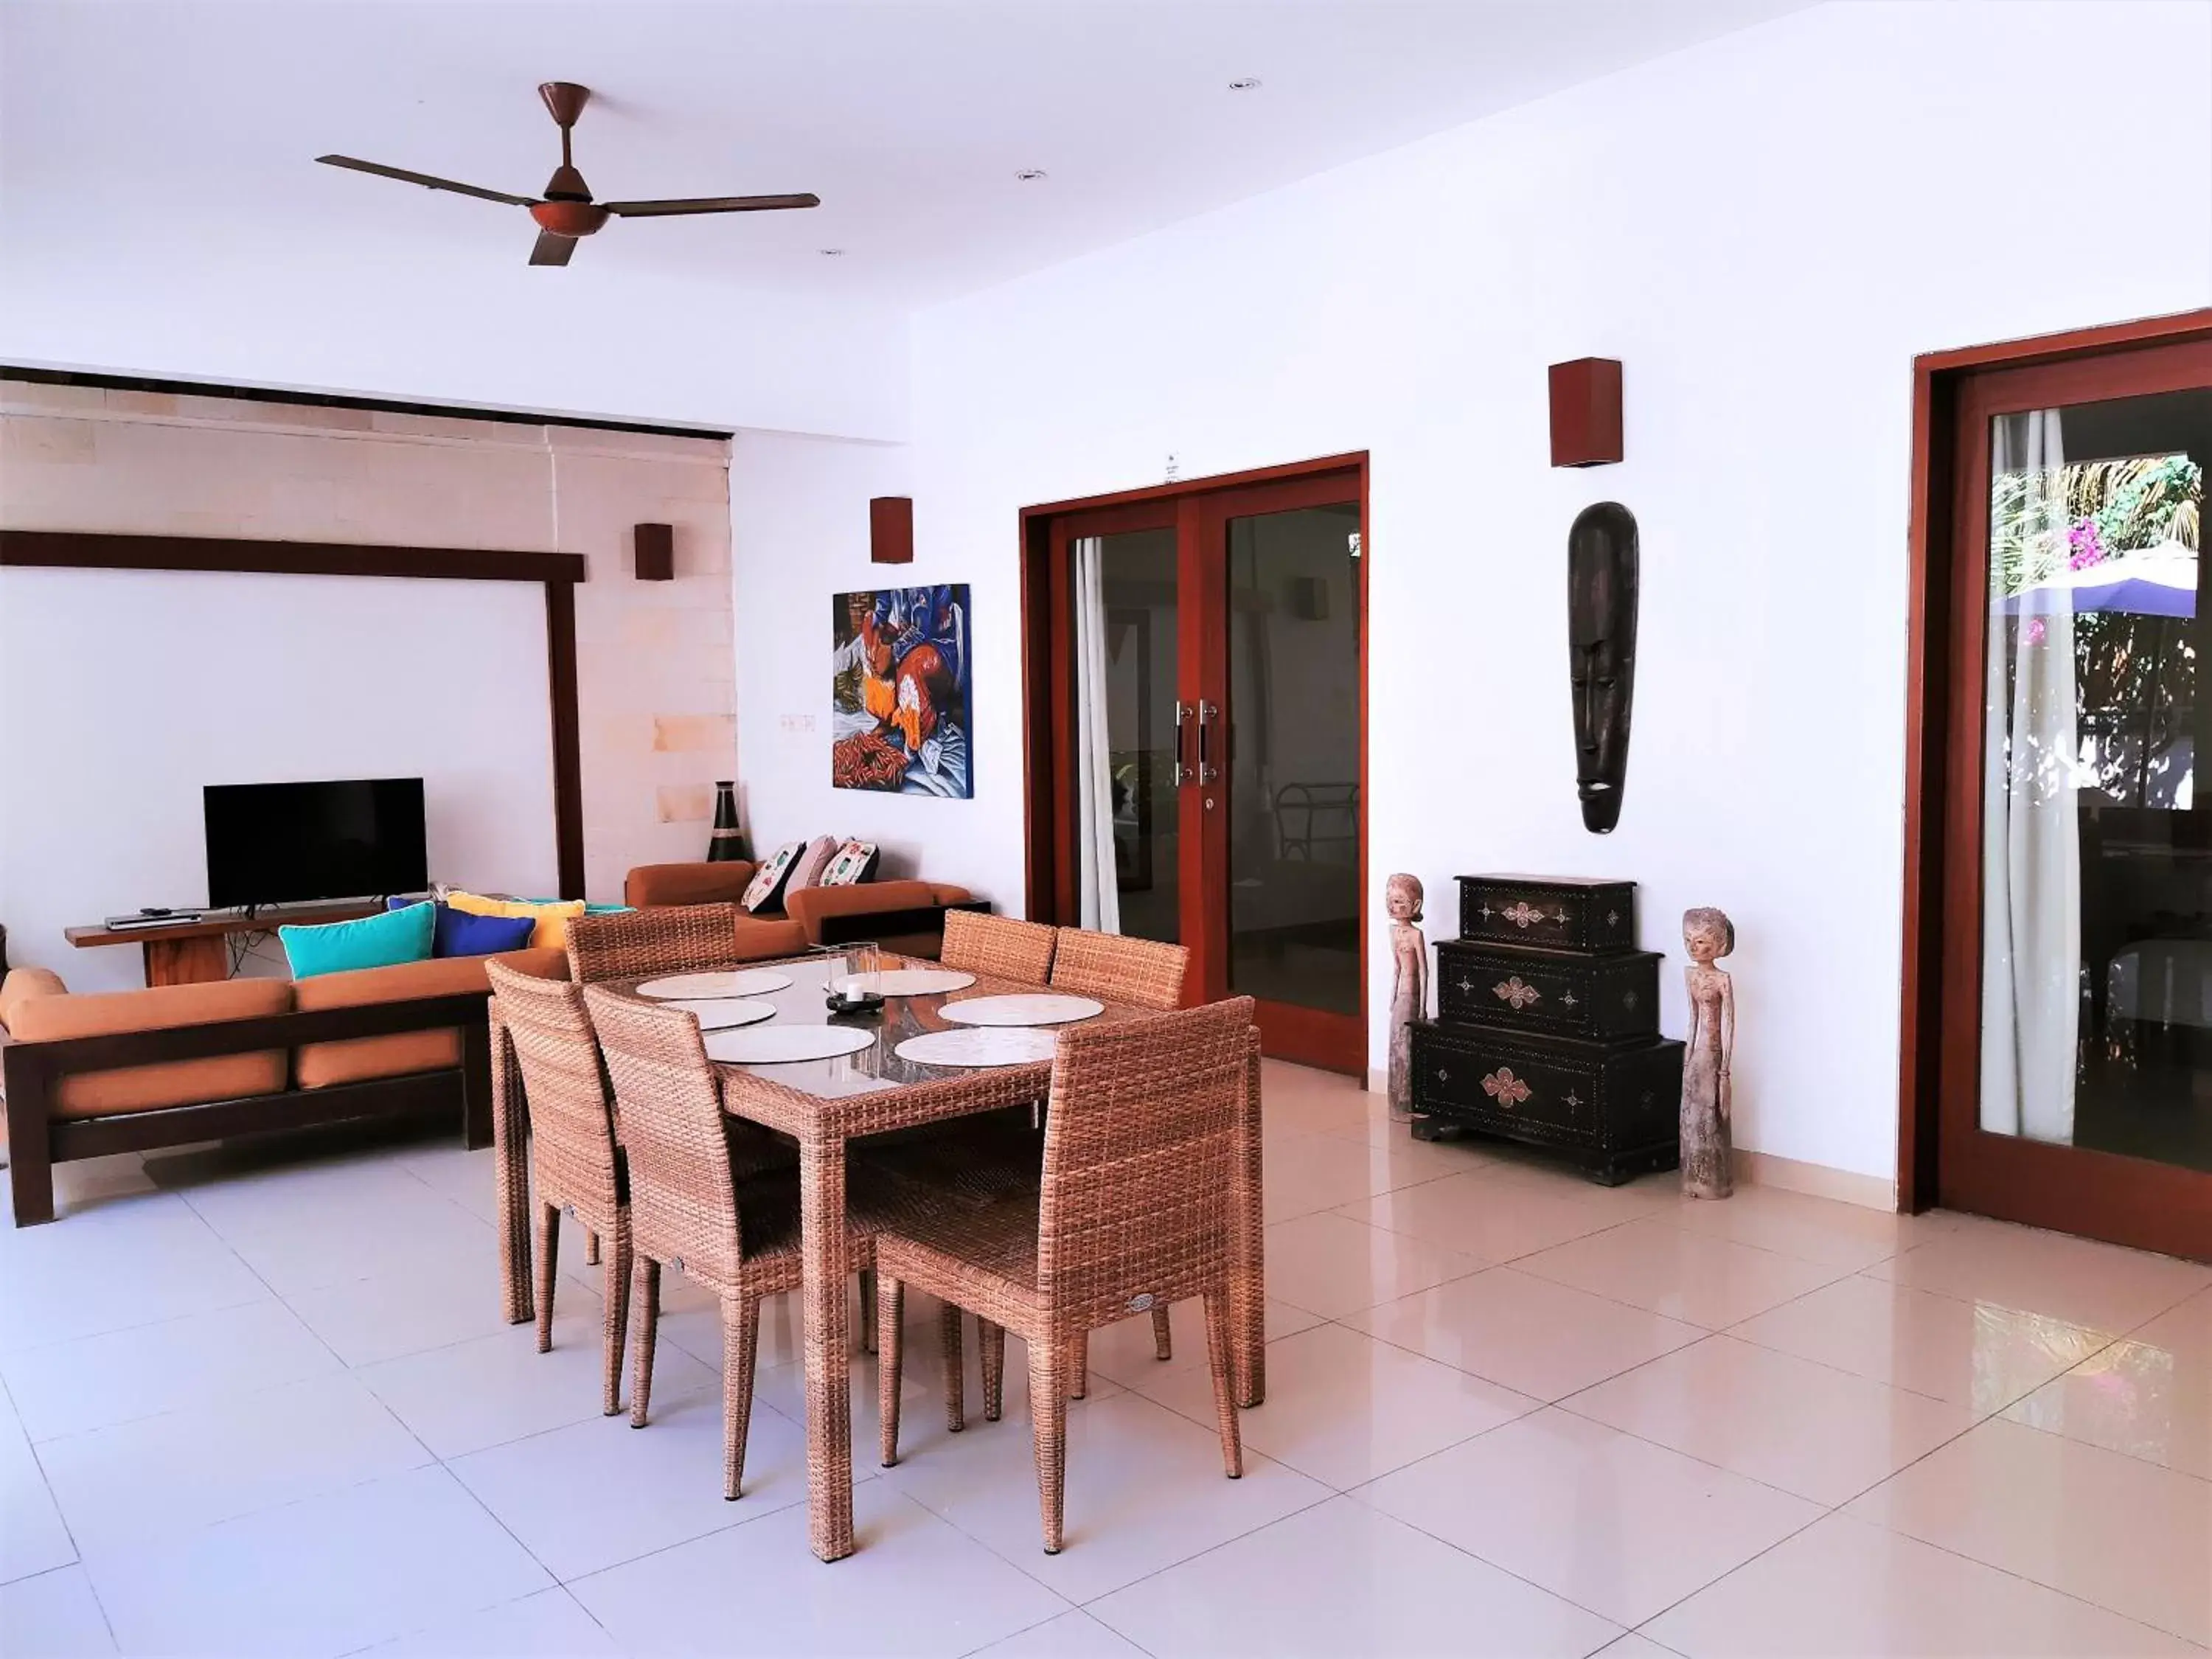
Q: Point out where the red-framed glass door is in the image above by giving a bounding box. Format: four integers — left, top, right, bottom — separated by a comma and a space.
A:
1189, 473, 1366, 1068
1933, 333, 2212, 1259
1025, 459, 1368, 1073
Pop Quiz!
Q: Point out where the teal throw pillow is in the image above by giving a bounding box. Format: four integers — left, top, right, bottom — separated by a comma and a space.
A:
282, 900, 436, 980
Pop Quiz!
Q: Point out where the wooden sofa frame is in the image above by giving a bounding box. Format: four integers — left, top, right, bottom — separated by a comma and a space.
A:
813, 897, 993, 950
3, 992, 494, 1226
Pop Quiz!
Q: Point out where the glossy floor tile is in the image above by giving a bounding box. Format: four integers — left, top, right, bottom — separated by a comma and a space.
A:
1514, 1217, 1852, 1329
2001, 1286, 2211, 1478
1863, 1215, 2211, 1336
1725, 1273, 2114, 1413
362, 1586, 619, 1658
1262, 1209, 1486, 1318
0, 1393, 79, 1585
1135, 1321, 1537, 1489
0, 1565, 117, 1658
1085, 1495, 1621, 1658
81, 1464, 552, 1658
1345, 1265, 1705, 1401
1659, 1181, 1947, 1270
1844, 1416, 2212, 1645
1558, 1334, 1979, 1505
1646, 1512, 2200, 1658
446, 1389, 817, 1581
35, 1371, 431, 1553
971, 1610, 1150, 1658
1, 1298, 341, 1443
567, 1481, 1071, 1656
878, 1390, 1329, 1603
1357, 1408, 1823, 1626
4, 1084, 2208, 1659
1336, 1166, 1632, 1262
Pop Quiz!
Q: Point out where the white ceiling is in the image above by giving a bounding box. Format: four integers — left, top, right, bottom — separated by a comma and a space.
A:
1, 0, 1809, 310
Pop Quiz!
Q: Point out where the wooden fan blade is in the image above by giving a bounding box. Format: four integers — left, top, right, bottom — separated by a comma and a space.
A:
601, 192, 820, 218
318, 156, 537, 207
529, 229, 577, 266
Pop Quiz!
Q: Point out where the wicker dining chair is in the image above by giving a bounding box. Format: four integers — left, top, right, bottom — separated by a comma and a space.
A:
873, 997, 1253, 1554
1049, 928, 1189, 1010
1042, 926, 1193, 1371
940, 911, 1058, 984
580, 986, 939, 1500
485, 961, 633, 1416
565, 902, 805, 1267
566, 902, 748, 985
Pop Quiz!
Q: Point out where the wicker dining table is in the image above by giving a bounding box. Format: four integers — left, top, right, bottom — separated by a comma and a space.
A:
590, 948, 1266, 1562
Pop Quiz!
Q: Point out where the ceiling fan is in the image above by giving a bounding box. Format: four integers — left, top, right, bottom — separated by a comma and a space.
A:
317, 81, 819, 266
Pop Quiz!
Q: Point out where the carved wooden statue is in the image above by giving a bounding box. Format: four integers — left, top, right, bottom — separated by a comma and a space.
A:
1386, 873, 1428, 1121
1679, 907, 1736, 1198
1568, 502, 1640, 833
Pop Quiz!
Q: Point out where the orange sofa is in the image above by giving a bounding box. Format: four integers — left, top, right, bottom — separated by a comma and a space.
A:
623, 860, 983, 959
0, 947, 564, 1225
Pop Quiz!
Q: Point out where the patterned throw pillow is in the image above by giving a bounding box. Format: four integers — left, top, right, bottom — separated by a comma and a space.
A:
784, 834, 841, 894
818, 839, 880, 887
742, 841, 806, 913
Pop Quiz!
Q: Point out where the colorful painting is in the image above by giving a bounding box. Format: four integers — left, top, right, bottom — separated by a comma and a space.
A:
832, 585, 972, 797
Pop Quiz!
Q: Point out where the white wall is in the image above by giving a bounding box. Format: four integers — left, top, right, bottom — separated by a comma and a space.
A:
0, 568, 557, 992
728, 428, 1021, 896
897, 0, 2212, 1183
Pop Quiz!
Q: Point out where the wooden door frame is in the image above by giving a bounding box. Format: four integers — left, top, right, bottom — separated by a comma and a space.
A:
1896, 307, 2212, 1255
1019, 451, 1369, 1069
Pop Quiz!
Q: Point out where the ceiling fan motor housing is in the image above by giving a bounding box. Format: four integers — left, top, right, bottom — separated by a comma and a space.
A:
530, 199, 609, 236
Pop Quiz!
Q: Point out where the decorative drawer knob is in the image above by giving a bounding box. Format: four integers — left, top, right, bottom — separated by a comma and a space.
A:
1436, 1067, 1450, 1082
1481, 1068, 1532, 1109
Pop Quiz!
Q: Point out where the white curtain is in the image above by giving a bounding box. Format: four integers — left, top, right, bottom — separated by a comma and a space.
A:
1980, 410, 2081, 1142
1072, 535, 1122, 933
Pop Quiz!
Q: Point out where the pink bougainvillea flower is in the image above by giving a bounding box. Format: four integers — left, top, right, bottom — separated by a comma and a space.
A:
2067, 518, 2107, 570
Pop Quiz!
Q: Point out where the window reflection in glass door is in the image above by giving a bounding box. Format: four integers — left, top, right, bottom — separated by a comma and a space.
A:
1980, 388, 2208, 1173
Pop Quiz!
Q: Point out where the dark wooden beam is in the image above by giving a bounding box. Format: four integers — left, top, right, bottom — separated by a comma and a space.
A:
544, 580, 586, 900
0, 529, 585, 585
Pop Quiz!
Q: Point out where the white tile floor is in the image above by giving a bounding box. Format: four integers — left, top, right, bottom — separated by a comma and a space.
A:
2, 1061, 2208, 1658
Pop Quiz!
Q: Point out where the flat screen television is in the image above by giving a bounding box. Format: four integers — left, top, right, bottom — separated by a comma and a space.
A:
204, 778, 428, 911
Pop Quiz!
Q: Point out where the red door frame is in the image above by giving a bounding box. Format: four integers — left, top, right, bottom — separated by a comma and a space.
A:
1898, 307, 2212, 1258
1019, 452, 1370, 1072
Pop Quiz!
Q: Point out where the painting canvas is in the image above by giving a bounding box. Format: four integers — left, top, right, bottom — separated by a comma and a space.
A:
832, 585, 973, 797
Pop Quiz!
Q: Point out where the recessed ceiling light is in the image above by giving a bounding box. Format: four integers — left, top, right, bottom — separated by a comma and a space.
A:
818, 248, 846, 257
1015, 168, 1048, 182
1228, 77, 1262, 91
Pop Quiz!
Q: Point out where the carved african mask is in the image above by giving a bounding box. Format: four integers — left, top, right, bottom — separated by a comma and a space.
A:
1568, 501, 1639, 834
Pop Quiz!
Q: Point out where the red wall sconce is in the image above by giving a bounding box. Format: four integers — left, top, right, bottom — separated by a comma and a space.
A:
870, 496, 914, 564
1548, 358, 1624, 467
633, 522, 674, 580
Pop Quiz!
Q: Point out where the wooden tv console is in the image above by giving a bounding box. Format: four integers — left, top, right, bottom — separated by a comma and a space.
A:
65, 902, 383, 987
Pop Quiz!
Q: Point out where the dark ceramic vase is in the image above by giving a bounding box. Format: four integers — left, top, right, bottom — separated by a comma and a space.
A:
707, 781, 748, 863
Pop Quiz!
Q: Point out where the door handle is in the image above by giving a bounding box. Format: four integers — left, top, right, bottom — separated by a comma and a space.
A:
1196, 700, 1220, 785
1172, 700, 1193, 786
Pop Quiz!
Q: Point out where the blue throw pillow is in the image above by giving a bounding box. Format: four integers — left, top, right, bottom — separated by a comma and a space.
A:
385, 897, 538, 958
283, 900, 435, 979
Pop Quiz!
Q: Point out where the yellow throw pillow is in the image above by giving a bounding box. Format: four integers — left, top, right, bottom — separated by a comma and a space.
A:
444, 891, 587, 950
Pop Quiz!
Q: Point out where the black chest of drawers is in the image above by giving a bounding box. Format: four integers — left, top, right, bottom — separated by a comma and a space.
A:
1411, 874, 1683, 1185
